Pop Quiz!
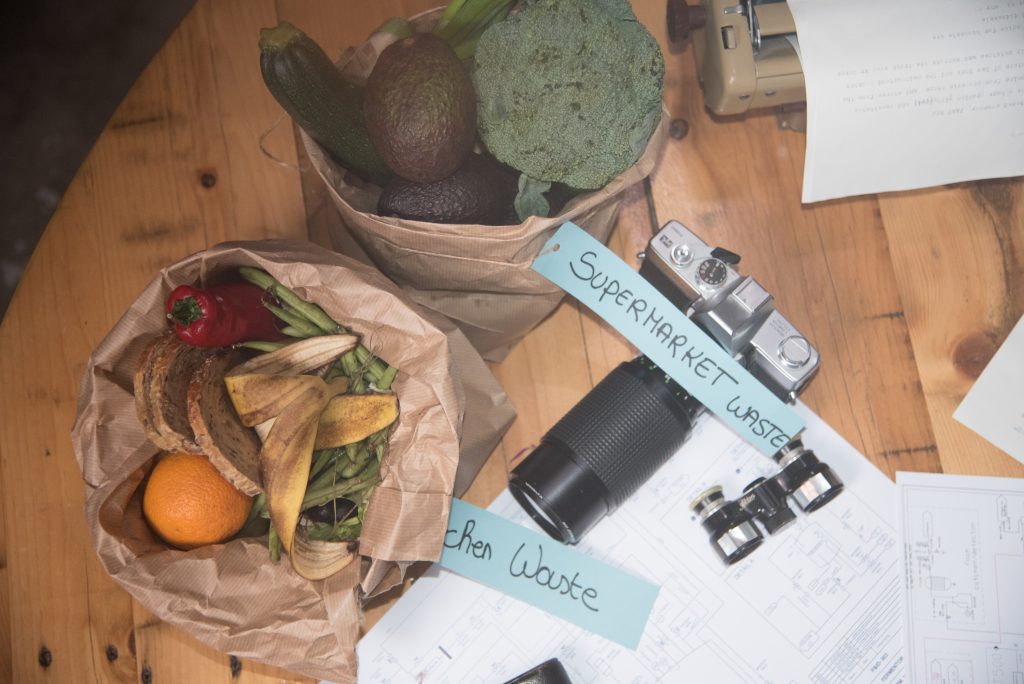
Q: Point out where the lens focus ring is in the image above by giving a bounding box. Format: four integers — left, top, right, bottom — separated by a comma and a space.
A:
545, 362, 695, 510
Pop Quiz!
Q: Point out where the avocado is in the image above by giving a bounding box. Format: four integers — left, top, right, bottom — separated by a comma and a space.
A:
377, 154, 518, 225
364, 34, 477, 183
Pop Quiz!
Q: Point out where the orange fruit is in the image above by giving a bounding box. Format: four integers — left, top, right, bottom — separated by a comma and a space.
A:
143, 451, 252, 550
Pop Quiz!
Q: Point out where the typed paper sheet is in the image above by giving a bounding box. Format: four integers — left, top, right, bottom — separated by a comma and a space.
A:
787, 0, 1024, 202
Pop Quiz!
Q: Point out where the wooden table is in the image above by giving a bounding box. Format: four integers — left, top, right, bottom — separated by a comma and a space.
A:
1, 0, 1021, 681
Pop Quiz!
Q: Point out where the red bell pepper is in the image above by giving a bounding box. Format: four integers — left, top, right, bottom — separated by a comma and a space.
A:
166, 282, 283, 348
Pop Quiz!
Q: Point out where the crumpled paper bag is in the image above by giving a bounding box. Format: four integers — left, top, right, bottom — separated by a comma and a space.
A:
303, 8, 669, 362
71, 239, 515, 682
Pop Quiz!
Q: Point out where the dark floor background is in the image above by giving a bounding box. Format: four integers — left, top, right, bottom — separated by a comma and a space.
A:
0, 0, 196, 319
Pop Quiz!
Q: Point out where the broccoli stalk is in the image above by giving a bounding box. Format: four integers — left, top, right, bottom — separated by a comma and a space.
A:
514, 175, 551, 222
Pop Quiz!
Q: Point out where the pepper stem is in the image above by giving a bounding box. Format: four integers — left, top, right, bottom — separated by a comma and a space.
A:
169, 297, 202, 325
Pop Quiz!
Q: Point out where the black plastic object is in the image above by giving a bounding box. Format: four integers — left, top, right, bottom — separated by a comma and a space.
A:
710, 246, 741, 265
502, 658, 574, 684
666, 0, 707, 48
739, 477, 796, 534
509, 357, 703, 544
303, 497, 357, 525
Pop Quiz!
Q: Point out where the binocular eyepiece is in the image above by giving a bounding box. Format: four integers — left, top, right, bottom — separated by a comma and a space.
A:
773, 439, 845, 512
690, 440, 844, 564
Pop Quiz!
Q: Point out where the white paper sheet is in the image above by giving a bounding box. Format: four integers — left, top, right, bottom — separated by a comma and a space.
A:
356, 404, 906, 683
954, 314, 1024, 465
786, 0, 1024, 203
896, 471, 1024, 684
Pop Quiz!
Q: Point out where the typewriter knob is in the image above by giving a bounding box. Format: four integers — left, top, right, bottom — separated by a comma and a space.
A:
667, 0, 707, 46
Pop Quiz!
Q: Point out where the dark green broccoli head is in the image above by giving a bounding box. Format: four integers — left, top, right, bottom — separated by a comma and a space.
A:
472, 0, 665, 190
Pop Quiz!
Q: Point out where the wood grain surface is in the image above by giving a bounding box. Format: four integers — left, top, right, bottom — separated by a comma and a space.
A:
0, 0, 1020, 681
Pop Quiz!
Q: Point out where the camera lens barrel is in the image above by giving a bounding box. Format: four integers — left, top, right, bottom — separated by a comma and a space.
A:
509, 358, 702, 544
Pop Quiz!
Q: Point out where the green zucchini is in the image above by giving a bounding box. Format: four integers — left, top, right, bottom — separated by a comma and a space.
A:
259, 22, 392, 185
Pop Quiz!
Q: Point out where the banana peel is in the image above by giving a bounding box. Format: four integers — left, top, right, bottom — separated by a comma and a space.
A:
225, 374, 348, 427
223, 332, 400, 575
314, 393, 399, 448
259, 377, 349, 554
290, 533, 357, 580
228, 334, 358, 377
246, 392, 399, 449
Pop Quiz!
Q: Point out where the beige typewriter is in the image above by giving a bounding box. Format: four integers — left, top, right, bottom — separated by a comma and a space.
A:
667, 0, 805, 121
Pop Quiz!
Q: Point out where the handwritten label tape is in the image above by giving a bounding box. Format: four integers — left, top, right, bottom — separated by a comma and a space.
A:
439, 498, 658, 649
532, 222, 804, 455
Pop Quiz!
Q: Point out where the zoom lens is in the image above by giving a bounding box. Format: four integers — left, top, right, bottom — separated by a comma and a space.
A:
509, 357, 703, 544
691, 486, 763, 564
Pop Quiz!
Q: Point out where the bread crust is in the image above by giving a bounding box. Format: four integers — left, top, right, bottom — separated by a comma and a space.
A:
134, 334, 263, 496
134, 334, 176, 447
188, 350, 263, 495
148, 337, 207, 453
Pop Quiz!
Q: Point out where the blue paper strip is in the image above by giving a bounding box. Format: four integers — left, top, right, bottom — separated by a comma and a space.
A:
532, 222, 804, 455
439, 498, 659, 649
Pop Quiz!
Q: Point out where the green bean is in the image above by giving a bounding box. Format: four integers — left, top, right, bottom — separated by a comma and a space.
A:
263, 302, 321, 338
239, 267, 341, 335
236, 340, 289, 353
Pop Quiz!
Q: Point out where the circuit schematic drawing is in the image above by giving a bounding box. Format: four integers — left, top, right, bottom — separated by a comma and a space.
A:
900, 475, 1024, 684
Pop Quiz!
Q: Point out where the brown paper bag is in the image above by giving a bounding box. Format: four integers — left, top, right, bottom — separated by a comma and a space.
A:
71, 239, 515, 682
303, 8, 669, 362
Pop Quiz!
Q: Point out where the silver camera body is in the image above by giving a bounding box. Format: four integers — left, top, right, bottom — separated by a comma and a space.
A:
639, 220, 819, 403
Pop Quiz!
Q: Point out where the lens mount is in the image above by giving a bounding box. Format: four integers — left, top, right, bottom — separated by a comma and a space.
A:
508, 438, 610, 545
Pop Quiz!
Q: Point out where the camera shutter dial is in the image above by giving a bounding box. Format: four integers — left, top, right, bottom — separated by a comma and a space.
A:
697, 257, 729, 289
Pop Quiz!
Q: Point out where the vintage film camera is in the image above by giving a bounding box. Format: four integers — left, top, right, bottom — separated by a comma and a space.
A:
508, 220, 843, 563
639, 220, 817, 403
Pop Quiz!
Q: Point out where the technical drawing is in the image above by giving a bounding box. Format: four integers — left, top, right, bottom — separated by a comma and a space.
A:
928, 655, 973, 684
360, 408, 908, 683
899, 473, 1024, 684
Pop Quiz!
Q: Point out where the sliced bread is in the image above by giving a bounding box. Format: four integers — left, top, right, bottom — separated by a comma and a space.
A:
147, 337, 210, 453
133, 333, 176, 448
188, 349, 263, 495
